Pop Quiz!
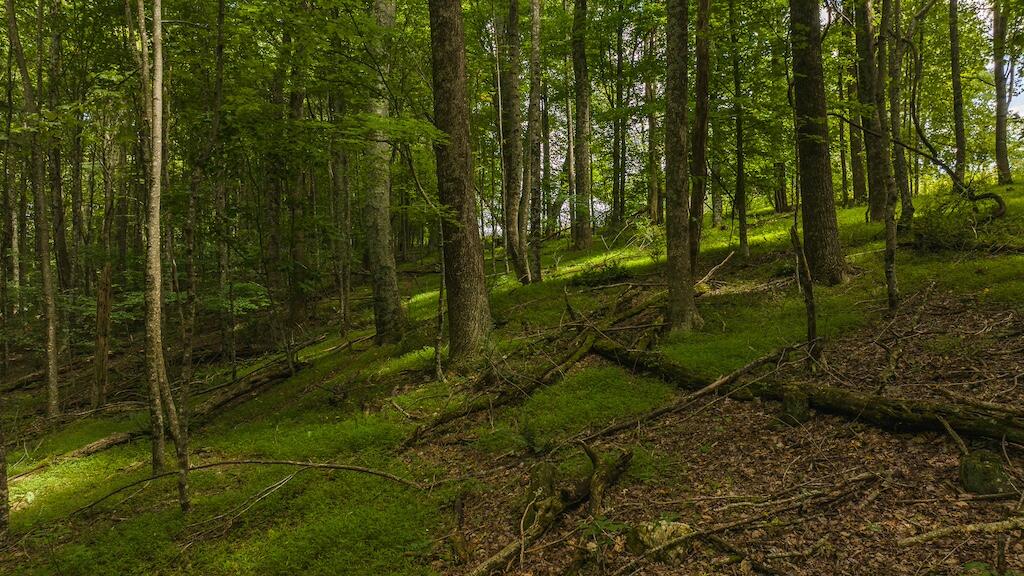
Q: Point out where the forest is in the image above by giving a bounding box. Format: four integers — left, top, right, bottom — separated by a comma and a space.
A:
0, 0, 1022, 572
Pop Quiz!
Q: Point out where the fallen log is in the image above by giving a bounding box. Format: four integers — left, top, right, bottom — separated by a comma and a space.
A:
899, 515, 1024, 546
597, 340, 1024, 445
191, 361, 305, 427
10, 431, 141, 484
468, 447, 632, 576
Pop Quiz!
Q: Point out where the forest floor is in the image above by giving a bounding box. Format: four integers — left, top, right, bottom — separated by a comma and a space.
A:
3, 179, 1024, 576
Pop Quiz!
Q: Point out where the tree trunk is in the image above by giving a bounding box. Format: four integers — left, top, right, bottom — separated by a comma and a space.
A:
729, 0, 748, 256
93, 134, 115, 409
365, 0, 405, 343
500, 0, 530, 282
571, 0, 592, 250
887, 0, 913, 225
645, 31, 662, 224
526, 0, 543, 282
689, 0, 712, 272
428, 0, 492, 362
853, 0, 891, 222
847, 60, 868, 205
838, 70, 850, 208
146, 0, 189, 512
992, 0, 1012, 184
6, 0, 60, 418
665, 0, 698, 330
789, 0, 846, 284
949, 0, 966, 182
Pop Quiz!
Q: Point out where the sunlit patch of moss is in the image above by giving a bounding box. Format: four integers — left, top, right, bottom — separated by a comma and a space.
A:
7, 413, 148, 476
517, 366, 674, 451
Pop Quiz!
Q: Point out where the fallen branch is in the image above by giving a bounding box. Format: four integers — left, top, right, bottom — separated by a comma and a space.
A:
899, 515, 1024, 546
612, 472, 875, 575
72, 458, 421, 517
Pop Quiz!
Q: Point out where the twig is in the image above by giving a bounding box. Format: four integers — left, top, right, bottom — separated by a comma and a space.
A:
899, 516, 1024, 545
696, 251, 735, 286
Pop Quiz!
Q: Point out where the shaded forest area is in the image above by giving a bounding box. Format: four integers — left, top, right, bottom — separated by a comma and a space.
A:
0, 0, 1023, 573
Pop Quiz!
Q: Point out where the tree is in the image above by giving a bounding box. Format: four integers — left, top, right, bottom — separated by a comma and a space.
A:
853, 0, 892, 222
5, 0, 60, 418
665, 0, 698, 330
428, 0, 492, 361
993, 0, 1012, 184
366, 0, 405, 343
689, 0, 712, 271
142, 0, 189, 511
949, 0, 966, 182
729, 0, 748, 257
572, 0, 592, 250
526, 0, 543, 282
500, 0, 530, 282
789, 0, 846, 284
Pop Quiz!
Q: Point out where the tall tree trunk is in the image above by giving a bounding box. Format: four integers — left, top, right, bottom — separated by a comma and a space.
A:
611, 0, 625, 228
853, 0, 890, 222
645, 31, 662, 224
789, 0, 846, 284
949, 0, 966, 182
4, 48, 18, 312
500, 0, 530, 282
93, 133, 115, 409
526, 0, 543, 282
428, 0, 492, 362
145, 0, 189, 511
542, 86, 554, 236
847, 60, 868, 205
838, 70, 850, 207
6, 0, 60, 418
993, 0, 1012, 184
572, 0, 592, 250
886, 0, 913, 225
665, 0, 698, 330
729, 0, 748, 257
364, 0, 404, 343
688, 0, 711, 272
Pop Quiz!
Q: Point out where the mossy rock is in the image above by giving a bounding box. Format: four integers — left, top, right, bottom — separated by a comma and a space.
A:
626, 520, 692, 563
959, 450, 1012, 495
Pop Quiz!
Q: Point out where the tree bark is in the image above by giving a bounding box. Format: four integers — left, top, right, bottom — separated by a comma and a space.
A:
6, 0, 60, 418
992, 0, 1011, 184
572, 0, 592, 249
853, 0, 891, 222
665, 0, 698, 330
789, 0, 846, 284
887, 0, 913, 225
729, 0, 748, 256
526, 0, 543, 282
949, 0, 966, 182
645, 31, 662, 225
428, 0, 492, 362
847, 59, 868, 205
365, 0, 405, 343
689, 0, 712, 271
499, 0, 530, 282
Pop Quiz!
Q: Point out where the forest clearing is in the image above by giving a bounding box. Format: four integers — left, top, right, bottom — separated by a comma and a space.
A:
0, 0, 1022, 574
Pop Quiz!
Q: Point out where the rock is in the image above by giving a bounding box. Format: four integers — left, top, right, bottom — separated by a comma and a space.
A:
626, 520, 693, 563
959, 449, 1012, 495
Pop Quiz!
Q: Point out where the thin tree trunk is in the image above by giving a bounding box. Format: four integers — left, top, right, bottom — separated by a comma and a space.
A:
887, 0, 913, 225
526, 0, 543, 282
847, 61, 868, 205
993, 0, 1012, 183
6, 0, 60, 418
665, 0, 699, 330
572, 0, 592, 250
853, 0, 890, 222
729, 0, 748, 257
949, 0, 966, 182
838, 70, 850, 207
366, 0, 405, 343
500, 0, 530, 282
428, 0, 492, 362
789, 0, 846, 284
689, 0, 711, 272
645, 31, 662, 224
93, 132, 115, 409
